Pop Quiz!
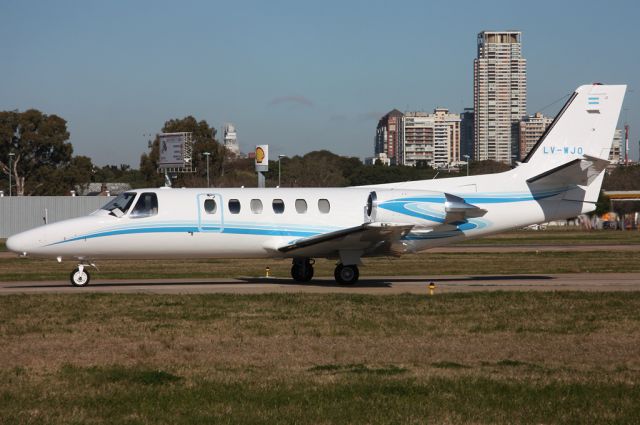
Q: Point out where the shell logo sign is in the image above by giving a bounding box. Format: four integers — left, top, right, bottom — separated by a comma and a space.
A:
255, 145, 269, 172
256, 147, 265, 163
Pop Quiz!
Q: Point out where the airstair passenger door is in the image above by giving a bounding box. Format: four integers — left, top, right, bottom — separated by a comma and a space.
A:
197, 193, 223, 232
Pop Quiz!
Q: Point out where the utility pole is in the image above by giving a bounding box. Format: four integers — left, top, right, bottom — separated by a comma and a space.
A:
203, 152, 211, 187
8, 152, 15, 196
278, 154, 287, 187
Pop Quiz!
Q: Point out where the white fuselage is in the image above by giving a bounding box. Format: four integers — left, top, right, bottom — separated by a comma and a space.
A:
5, 165, 590, 261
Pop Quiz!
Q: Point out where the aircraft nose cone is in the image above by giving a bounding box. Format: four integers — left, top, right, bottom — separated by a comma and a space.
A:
6, 233, 28, 255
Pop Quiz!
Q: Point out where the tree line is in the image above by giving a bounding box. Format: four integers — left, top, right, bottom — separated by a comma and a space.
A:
2, 109, 640, 201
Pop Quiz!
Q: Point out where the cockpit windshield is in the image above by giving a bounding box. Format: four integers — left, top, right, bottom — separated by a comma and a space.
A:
101, 192, 137, 217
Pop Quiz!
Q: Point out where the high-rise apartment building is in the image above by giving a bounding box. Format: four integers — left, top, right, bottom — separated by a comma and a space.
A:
460, 108, 474, 159
400, 109, 460, 167
474, 31, 527, 164
518, 112, 554, 160
375, 109, 403, 165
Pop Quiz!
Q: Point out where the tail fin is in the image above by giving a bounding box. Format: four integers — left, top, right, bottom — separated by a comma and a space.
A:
523, 84, 626, 170
522, 84, 626, 205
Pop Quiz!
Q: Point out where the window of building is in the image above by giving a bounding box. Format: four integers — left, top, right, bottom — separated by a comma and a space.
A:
295, 199, 307, 214
130, 192, 158, 218
204, 198, 217, 214
250, 199, 263, 214
318, 199, 330, 214
272, 199, 285, 214
228, 199, 241, 214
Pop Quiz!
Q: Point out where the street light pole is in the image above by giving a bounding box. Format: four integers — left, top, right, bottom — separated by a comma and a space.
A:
203, 152, 211, 187
278, 154, 287, 187
8, 152, 15, 196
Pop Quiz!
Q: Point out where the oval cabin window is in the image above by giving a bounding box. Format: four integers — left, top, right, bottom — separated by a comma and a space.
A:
204, 199, 217, 214
250, 199, 263, 214
228, 199, 241, 214
318, 199, 330, 214
272, 199, 285, 214
295, 199, 307, 214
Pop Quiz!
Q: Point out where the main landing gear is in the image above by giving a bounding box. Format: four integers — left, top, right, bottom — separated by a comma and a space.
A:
334, 263, 359, 285
291, 258, 314, 282
290, 258, 360, 285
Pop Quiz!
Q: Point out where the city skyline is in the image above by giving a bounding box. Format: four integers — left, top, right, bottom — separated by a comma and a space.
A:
1, 0, 639, 166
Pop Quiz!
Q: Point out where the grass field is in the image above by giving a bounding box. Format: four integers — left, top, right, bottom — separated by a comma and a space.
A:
1, 292, 639, 424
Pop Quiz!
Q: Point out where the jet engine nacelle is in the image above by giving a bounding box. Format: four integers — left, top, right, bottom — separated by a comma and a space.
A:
365, 189, 447, 226
366, 189, 487, 228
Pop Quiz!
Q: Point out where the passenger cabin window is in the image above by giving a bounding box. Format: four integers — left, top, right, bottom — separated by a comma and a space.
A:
272, 199, 285, 214
101, 192, 137, 217
295, 199, 307, 214
318, 199, 330, 214
204, 199, 217, 214
228, 199, 241, 214
130, 193, 159, 218
250, 199, 263, 214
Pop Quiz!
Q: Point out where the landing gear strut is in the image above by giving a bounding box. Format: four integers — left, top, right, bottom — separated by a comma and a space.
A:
291, 258, 314, 282
70, 265, 91, 287
334, 264, 359, 285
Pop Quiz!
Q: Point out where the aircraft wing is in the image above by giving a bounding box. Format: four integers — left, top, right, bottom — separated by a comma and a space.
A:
277, 222, 414, 258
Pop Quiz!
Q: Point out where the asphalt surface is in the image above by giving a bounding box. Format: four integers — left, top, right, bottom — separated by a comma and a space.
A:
1, 273, 639, 294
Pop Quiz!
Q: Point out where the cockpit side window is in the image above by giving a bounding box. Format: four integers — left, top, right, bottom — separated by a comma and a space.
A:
130, 193, 159, 218
101, 192, 137, 217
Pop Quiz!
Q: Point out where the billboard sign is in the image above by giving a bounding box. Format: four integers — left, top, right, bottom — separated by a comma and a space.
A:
158, 133, 187, 168
255, 145, 269, 172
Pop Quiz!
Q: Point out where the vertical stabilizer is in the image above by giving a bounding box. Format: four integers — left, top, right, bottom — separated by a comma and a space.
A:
523, 84, 626, 172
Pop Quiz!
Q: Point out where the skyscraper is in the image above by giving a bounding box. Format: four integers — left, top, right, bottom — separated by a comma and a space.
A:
474, 31, 527, 164
375, 109, 403, 165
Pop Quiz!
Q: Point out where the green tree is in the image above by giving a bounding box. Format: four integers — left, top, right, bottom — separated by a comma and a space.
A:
0, 109, 85, 195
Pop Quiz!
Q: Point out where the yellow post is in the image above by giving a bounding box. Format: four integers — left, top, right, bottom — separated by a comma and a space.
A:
265, 266, 270, 277
428, 282, 436, 296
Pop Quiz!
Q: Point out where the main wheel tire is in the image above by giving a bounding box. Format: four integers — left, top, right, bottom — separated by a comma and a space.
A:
70, 268, 90, 287
334, 264, 359, 285
291, 262, 314, 283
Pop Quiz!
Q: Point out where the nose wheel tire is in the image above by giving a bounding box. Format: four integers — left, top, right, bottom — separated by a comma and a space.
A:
70, 268, 91, 287
291, 259, 314, 283
334, 264, 359, 285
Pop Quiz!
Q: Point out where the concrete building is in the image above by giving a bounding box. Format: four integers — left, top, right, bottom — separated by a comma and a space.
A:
460, 108, 474, 159
375, 109, 403, 165
400, 109, 461, 168
610, 129, 622, 164
365, 152, 392, 166
223, 123, 240, 156
518, 112, 554, 160
474, 31, 527, 164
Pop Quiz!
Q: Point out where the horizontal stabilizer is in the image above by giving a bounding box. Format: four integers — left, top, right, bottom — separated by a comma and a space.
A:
526, 155, 610, 187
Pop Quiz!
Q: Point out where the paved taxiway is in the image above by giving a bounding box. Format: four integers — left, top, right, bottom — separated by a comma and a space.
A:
1, 273, 639, 295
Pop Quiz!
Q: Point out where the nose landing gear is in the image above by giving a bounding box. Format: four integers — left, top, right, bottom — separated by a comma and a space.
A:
70, 265, 90, 287
69, 262, 97, 287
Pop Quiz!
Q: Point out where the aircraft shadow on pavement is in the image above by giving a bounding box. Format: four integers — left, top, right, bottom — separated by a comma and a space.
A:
7, 275, 553, 290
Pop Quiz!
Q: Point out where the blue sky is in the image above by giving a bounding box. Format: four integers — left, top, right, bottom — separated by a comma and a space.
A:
2, 0, 639, 165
